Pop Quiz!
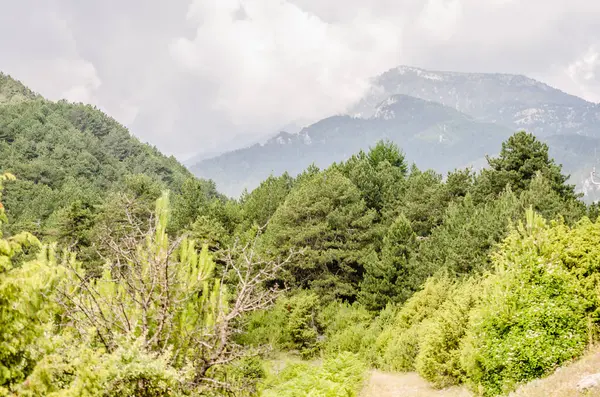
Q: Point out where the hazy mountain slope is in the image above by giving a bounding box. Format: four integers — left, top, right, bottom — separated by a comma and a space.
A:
543, 134, 600, 199
352, 66, 600, 137
192, 95, 512, 196
190, 66, 600, 199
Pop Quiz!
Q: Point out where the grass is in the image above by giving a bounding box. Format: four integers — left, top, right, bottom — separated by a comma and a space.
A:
360, 370, 472, 397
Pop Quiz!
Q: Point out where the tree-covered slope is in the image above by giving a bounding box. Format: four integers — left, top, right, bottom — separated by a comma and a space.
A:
0, 74, 215, 235
0, 73, 37, 105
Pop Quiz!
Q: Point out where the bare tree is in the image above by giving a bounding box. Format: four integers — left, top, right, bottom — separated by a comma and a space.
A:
56, 191, 297, 393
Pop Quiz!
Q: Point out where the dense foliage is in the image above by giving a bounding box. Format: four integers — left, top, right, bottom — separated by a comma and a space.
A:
0, 75, 219, 246
2, 74, 599, 396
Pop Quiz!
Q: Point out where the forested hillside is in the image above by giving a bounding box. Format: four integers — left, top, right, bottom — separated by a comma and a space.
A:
2, 74, 600, 397
0, 74, 37, 104
0, 74, 220, 245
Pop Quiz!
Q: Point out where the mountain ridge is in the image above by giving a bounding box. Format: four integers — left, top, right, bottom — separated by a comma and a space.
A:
190, 94, 513, 196
190, 66, 600, 199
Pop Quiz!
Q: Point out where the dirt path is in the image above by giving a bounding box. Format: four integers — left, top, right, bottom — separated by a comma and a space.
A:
361, 370, 473, 397
362, 348, 600, 397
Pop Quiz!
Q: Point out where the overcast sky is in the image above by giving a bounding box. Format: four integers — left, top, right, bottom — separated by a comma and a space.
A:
1, 0, 599, 160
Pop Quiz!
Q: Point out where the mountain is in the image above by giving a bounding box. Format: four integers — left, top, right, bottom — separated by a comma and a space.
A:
0, 73, 212, 234
191, 95, 512, 196
190, 66, 600, 199
352, 66, 600, 137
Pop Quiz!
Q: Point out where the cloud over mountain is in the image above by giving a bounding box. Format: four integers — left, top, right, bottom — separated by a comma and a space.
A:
1, 0, 600, 158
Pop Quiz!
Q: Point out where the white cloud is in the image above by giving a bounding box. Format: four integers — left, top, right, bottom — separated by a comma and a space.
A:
567, 47, 600, 102
50, 59, 102, 104
2, 0, 600, 158
0, 1, 102, 105
417, 0, 462, 40
171, 0, 402, 131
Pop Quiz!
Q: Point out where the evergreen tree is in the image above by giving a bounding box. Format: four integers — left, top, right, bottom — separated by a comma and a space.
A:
417, 190, 522, 276
170, 177, 220, 233
240, 172, 294, 228
445, 168, 475, 201
337, 141, 407, 216
367, 140, 408, 174
265, 170, 376, 301
400, 166, 449, 237
359, 214, 417, 310
473, 131, 579, 202
520, 171, 585, 223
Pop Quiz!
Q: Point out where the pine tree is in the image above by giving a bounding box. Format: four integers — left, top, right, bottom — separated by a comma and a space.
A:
359, 214, 417, 310
240, 172, 294, 227
400, 166, 449, 237
473, 131, 579, 202
265, 170, 377, 301
418, 189, 522, 276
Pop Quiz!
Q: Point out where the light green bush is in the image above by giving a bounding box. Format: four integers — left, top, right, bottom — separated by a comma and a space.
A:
378, 275, 454, 371
206, 356, 267, 396
318, 277, 453, 371
460, 210, 593, 396
392, 275, 454, 330
320, 301, 373, 356
0, 242, 63, 393
381, 322, 427, 371
284, 292, 321, 357
319, 301, 372, 336
358, 304, 399, 366
324, 323, 370, 358
319, 301, 400, 366
415, 278, 481, 387
239, 291, 322, 358
18, 336, 192, 397
237, 303, 291, 349
260, 352, 366, 397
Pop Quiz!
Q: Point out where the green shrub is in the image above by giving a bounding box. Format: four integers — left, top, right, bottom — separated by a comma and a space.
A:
380, 322, 426, 371
260, 352, 366, 397
284, 292, 321, 358
0, 242, 62, 392
393, 275, 454, 330
318, 301, 372, 336
237, 303, 290, 349
19, 336, 192, 397
238, 291, 322, 357
320, 301, 399, 366
358, 304, 399, 366
206, 356, 267, 396
378, 275, 454, 371
415, 278, 481, 387
324, 323, 370, 358
320, 301, 373, 356
460, 210, 593, 396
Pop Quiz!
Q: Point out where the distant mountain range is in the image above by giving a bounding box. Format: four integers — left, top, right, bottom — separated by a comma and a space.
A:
190, 66, 600, 199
